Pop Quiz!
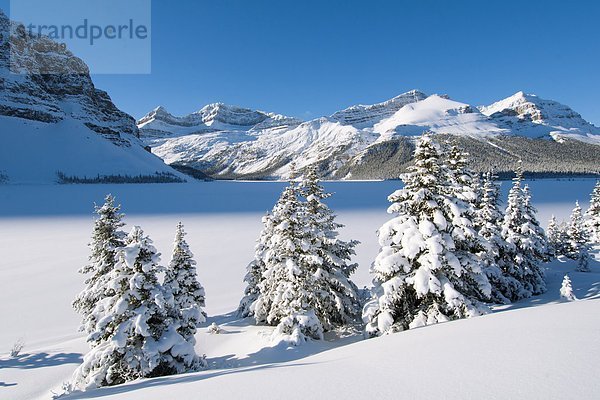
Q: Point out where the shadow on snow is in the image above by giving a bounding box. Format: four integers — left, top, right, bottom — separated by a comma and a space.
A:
0, 352, 82, 370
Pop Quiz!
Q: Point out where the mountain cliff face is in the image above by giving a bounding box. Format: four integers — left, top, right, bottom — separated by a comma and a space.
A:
330, 90, 428, 127
139, 90, 600, 180
0, 10, 182, 183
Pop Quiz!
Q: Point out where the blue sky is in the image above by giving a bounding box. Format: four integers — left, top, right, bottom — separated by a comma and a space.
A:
3, 0, 600, 123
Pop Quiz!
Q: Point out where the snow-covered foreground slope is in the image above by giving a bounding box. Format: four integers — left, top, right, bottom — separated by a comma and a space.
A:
140, 91, 600, 180
0, 180, 598, 400
62, 299, 600, 400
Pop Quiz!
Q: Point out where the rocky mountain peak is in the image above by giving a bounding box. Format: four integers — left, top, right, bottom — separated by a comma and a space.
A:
330, 90, 428, 127
0, 13, 139, 142
480, 91, 582, 124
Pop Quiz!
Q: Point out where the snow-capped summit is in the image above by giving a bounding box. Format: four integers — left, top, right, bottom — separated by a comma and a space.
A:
479, 91, 600, 139
138, 103, 302, 138
373, 95, 505, 137
480, 91, 577, 122
330, 90, 428, 127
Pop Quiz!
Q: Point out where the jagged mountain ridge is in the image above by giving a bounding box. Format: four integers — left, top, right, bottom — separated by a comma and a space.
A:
0, 10, 184, 183
139, 90, 600, 180
138, 103, 303, 138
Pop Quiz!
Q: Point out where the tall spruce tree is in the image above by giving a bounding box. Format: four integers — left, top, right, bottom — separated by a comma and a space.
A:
547, 216, 570, 257
585, 180, 600, 246
163, 222, 207, 347
500, 166, 547, 300
444, 144, 491, 302
567, 202, 591, 272
546, 215, 561, 258
473, 172, 517, 304
364, 134, 490, 336
73, 194, 126, 335
445, 143, 477, 203
72, 226, 200, 390
238, 210, 279, 318
253, 182, 326, 343
523, 185, 550, 263
298, 166, 361, 327
253, 173, 362, 343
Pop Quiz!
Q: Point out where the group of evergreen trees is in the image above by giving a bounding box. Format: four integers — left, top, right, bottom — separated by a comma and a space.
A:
547, 181, 600, 272
363, 134, 548, 335
70, 137, 600, 390
71, 195, 206, 390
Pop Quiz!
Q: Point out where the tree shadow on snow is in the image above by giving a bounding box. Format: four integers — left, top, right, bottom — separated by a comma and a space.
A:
492, 260, 600, 313
63, 362, 316, 399
0, 352, 82, 370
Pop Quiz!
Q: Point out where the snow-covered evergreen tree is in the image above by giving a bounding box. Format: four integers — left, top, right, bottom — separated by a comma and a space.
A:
523, 185, 550, 263
73, 194, 126, 335
499, 166, 547, 301
364, 134, 490, 336
473, 172, 517, 304
297, 166, 361, 326
445, 143, 477, 203
238, 210, 278, 318
547, 215, 570, 257
546, 215, 560, 258
443, 144, 493, 304
253, 182, 325, 343
163, 222, 206, 347
567, 202, 591, 272
559, 274, 577, 301
252, 172, 361, 344
585, 180, 600, 246
72, 226, 200, 390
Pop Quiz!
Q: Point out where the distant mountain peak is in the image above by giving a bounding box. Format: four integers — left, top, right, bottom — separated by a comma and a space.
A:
480, 92, 585, 125
137, 102, 302, 137
330, 90, 428, 127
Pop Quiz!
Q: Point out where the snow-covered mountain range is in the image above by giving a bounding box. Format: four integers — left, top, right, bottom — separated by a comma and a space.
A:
0, 10, 183, 184
139, 90, 600, 180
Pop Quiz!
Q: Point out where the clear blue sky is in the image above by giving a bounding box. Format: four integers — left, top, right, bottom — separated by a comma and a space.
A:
2, 0, 600, 124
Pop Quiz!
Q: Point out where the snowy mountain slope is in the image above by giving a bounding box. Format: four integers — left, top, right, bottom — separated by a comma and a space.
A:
0, 116, 181, 184
0, 180, 599, 400
373, 95, 507, 138
0, 10, 184, 184
148, 117, 376, 179
139, 91, 600, 180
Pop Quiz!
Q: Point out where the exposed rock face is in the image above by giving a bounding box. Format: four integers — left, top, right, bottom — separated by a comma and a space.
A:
0, 10, 139, 144
330, 89, 428, 127
0, 10, 182, 184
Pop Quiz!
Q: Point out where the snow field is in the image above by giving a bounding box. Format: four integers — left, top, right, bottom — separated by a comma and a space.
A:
0, 179, 598, 399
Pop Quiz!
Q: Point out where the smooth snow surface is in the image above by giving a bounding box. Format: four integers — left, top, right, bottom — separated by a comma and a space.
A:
0, 180, 599, 399
0, 116, 182, 184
